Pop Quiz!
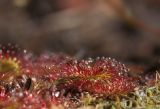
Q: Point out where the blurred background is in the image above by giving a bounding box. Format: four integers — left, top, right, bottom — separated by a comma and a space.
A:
0, 0, 160, 67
